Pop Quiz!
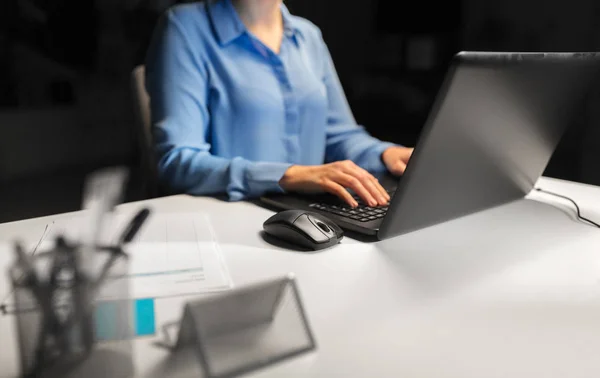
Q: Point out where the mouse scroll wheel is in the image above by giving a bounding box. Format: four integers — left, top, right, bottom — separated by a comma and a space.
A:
315, 221, 331, 233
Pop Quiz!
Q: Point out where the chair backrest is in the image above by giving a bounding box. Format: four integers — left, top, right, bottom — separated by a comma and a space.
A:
131, 65, 158, 198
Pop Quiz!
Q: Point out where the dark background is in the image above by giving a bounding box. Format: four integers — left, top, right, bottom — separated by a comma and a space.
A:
0, 0, 599, 223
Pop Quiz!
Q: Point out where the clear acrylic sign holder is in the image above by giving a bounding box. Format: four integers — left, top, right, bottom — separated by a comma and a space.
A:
176, 274, 316, 378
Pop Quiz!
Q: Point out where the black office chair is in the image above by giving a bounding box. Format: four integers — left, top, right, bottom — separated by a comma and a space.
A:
131, 65, 159, 198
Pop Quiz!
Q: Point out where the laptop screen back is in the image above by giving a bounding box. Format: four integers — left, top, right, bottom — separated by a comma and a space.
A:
379, 52, 600, 239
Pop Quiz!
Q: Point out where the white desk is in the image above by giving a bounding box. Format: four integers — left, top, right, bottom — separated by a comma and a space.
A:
2, 177, 600, 378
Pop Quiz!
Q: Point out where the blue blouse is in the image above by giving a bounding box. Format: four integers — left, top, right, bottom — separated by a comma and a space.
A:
145, 0, 395, 201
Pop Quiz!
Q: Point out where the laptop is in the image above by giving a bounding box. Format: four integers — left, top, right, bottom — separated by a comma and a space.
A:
261, 52, 600, 240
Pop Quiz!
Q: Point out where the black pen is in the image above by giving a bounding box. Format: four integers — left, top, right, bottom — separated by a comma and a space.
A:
119, 208, 151, 244
91, 208, 151, 296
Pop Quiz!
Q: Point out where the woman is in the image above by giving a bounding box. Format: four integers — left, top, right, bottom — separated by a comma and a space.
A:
146, 0, 413, 208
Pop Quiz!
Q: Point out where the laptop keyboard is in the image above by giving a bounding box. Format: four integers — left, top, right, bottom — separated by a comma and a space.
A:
308, 190, 394, 222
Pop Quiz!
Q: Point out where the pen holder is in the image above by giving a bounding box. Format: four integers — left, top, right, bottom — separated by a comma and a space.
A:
9, 238, 134, 378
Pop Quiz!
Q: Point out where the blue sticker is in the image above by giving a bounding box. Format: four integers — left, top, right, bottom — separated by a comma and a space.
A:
134, 298, 156, 336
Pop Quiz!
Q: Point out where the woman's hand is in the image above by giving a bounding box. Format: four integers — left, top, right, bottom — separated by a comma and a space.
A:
279, 161, 390, 208
382, 146, 414, 175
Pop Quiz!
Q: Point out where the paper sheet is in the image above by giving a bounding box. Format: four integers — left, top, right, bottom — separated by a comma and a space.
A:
22, 211, 232, 300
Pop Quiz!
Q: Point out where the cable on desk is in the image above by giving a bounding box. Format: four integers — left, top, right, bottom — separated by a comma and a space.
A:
534, 188, 600, 228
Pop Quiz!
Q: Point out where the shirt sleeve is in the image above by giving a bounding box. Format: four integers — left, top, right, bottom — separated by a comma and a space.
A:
145, 10, 291, 201
319, 36, 398, 173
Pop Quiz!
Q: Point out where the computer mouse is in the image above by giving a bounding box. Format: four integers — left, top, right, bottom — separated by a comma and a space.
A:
263, 210, 344, 251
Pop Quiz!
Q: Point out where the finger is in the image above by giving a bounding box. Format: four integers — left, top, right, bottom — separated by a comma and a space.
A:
368, 174, 390, 203
391, 161, 407, 175
335, 172, 378, 207
359, 173, 388, 205
322, 179, 358, 207
343, 165, 388, 205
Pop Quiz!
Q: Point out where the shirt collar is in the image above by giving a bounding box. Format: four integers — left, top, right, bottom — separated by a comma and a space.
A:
281, 4, 302, 40
207, 0, 302, 46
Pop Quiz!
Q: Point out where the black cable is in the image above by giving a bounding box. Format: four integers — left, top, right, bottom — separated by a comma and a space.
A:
534, 188, 600, 228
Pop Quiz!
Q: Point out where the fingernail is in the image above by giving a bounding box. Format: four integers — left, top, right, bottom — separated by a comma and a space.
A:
352, 201, 358, 208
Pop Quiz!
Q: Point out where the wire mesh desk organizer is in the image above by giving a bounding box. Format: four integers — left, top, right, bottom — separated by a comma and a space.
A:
173, 274, 316, 378
4, 167, 151, 378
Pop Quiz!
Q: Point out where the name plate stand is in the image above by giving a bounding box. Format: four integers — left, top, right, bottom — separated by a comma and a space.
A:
175, 274, 316, 378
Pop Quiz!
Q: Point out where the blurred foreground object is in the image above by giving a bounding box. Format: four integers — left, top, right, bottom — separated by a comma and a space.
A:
6, 167, 150, 377
172, 274, 316, 378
